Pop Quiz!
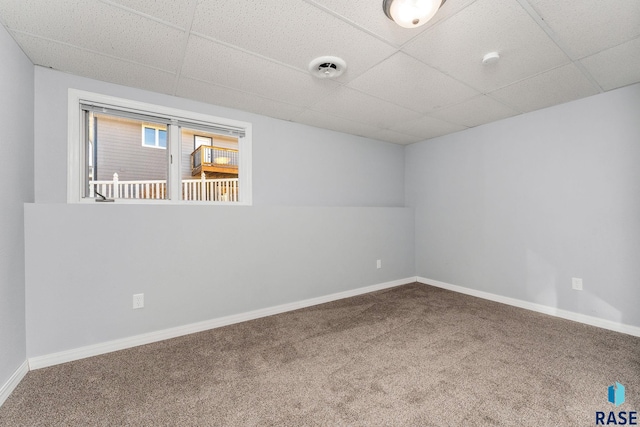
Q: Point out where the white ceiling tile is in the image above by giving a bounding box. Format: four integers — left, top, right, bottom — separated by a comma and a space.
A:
181, 35, 341, 108
293, 110, 384, 138
389, 115, 467, 140
403, 0, 570, 93
190, 0, 397, 82
101, 0, 196, 29
12, 32, 176, 94
528, 0, 640, 59
176, 78, 305, 121
580, 37, 640, 91
348, 52, 478, 113
305, 0, 477, 46
360, 129, 423, 145
1, 0, 637, 142
297, 105, 426, 146
489, 63, 600, 113
310, 87, 422, 129
429, 95, 519, 128
0, 0, 185, 72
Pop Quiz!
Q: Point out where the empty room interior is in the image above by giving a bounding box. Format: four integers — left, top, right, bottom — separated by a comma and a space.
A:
1, 0, 639, 425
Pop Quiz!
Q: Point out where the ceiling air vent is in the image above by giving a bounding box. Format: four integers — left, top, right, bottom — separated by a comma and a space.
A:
308, 56, 347, 79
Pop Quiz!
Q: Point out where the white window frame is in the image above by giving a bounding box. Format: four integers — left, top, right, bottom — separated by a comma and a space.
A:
67, 89, 252, 205
141, 125, 167, 149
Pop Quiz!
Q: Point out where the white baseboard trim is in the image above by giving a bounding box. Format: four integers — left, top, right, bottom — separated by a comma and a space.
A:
29, 277, 415, 370
417, 276, 640, 338
0, 360, 29, 408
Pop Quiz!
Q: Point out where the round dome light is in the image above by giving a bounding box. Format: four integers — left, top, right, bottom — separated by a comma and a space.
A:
383, 0, 447, 29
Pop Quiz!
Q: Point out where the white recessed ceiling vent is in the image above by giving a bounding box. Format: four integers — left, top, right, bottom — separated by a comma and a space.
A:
308, 56, 347, 79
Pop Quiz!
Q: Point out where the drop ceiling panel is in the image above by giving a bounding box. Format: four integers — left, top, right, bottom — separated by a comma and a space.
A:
490, 63, 600, 113
403, 0, 570, 93
429, 95, 519, 128
348, 52, 478, 114
527, 0, 640, 60
1, 0, 639, 145
190, 0, 396, 82
305, 0, 478, 46
0, 0, 185, 72
102, 0, 196, 29
309, 87, 422, 129
293, 110, 384, 139
389, 116, 468, 140
580, 37, 640, 92
13, 32, 176, 94
176, 78, 305, 121
361, 129, 423, 145
181, 35, 341, 108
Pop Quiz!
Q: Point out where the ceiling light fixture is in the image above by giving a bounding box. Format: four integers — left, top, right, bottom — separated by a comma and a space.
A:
383, 0, 447, 29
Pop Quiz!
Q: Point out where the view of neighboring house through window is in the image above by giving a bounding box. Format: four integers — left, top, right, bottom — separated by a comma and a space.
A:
73, 92, 251, 204
183, 128, 239, 202
84, 111, 169, 200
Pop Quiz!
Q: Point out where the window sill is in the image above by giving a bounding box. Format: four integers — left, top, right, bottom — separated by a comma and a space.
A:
78, 198, 252, 206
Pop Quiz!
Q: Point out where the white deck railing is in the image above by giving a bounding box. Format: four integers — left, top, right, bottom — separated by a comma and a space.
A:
89, 173, 239, 202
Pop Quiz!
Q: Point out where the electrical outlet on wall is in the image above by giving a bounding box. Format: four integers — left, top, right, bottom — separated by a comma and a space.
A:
376, 259, 382, 269
133, 293, 144, 309
571, 278, 583, 291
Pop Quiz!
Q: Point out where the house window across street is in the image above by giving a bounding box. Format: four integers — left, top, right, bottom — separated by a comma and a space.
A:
142, 126, 167, 149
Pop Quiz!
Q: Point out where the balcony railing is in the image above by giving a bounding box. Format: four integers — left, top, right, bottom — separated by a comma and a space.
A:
191, 145, 239, 176
89, 173, 238, 202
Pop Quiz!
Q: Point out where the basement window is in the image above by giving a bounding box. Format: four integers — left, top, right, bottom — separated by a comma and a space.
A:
67, 89, 252, 204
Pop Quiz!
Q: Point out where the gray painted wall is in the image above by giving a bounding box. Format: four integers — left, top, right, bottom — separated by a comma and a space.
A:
34, 67, 405, 207
26, 68, 412, 358
406, 83, 640, 328
25, 205, 414, 357
0, 25, 33, 385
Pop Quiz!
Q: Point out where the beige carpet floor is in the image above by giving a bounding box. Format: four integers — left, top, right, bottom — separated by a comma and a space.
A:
1, 283, 638, 426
